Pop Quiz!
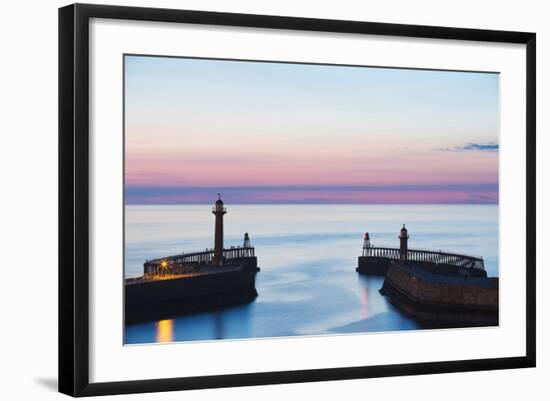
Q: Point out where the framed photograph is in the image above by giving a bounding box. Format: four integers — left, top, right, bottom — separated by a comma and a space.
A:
58, 3, 536, 397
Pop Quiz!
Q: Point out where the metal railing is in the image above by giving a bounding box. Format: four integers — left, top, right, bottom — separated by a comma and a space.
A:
144, 246, 255, 267
126, 264, 244, 285
361, 246, 485, 270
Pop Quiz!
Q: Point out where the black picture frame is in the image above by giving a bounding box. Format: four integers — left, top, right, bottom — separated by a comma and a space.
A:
58, 3, 536, 397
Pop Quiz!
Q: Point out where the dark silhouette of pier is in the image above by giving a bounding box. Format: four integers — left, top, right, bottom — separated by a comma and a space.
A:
357, 226, 485, 275
125, 195, 259, 323
358, 226, 497, 326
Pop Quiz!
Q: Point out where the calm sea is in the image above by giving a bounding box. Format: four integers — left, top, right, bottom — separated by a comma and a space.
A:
124, 204, 498, 344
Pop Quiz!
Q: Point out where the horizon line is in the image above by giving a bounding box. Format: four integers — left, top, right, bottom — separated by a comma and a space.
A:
125, 184, 498, 205
125, 202, 498, 206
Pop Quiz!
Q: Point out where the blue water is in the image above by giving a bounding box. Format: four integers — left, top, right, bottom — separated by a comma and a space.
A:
124, 204, 498, 344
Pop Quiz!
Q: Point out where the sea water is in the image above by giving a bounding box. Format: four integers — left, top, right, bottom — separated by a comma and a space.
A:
124, 204, 498, 344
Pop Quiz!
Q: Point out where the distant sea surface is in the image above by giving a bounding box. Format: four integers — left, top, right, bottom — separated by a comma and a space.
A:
124, 204, 498, 344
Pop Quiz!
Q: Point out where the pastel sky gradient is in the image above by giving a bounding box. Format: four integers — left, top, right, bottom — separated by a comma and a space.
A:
124, 55, 499, 204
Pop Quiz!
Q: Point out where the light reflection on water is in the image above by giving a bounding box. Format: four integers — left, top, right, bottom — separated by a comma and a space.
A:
124, 204, 498, 344
155, 319, 174, 343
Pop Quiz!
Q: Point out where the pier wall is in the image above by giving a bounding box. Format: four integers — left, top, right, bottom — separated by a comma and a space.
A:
229, 256, 258, 271
356, 256, 392, 275
382, 263, 498, 314
125, 269, 257, 324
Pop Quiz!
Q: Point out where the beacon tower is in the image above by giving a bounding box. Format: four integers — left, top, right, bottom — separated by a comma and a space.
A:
212, 194, 227, 267
362, 232, 371, 256
243, 232, 251, 248
399, 224, 409, 263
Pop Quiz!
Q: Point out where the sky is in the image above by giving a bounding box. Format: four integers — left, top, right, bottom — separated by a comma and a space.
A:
124, 55, 499, 204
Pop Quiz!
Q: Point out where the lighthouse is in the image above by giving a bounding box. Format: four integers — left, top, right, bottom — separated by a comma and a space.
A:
212, 193, 227, 267
362, 232, 371, 256
398, 224, 409, 263
243, 232, 251, 248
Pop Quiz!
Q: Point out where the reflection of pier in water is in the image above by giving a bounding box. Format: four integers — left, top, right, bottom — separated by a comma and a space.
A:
154, 313, 227, 343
